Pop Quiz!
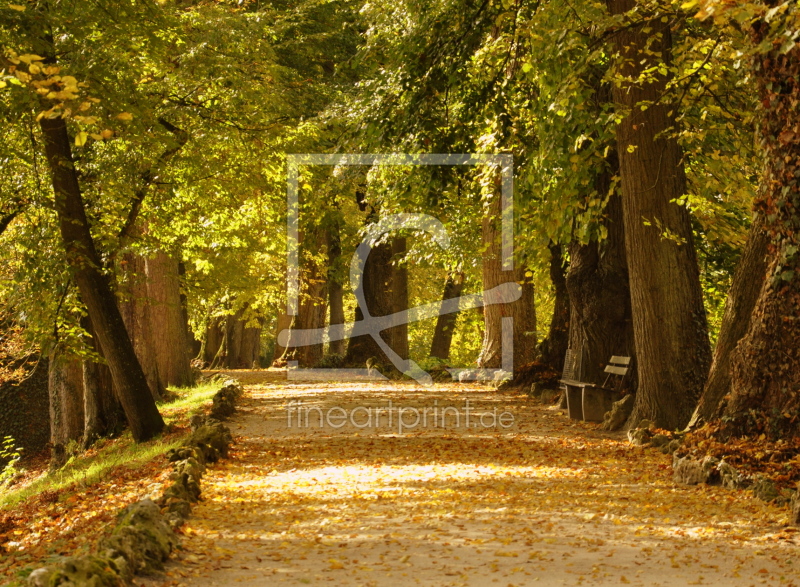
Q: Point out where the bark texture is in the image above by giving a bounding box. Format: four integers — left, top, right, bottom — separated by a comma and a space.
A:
270, 312, 292, 366
722, 26, 800, 439
430, 273, 466, 361
537, 244, 571, 372
39, 115, 163, 441
48, 349, 84, 465
118, 251, 164, 401
388, 237, 409, 362
688, 216, 769, 428
606, 0, 711, 430
208, 307, 263, 369
286, 229, 328, 367
344, 236, 395, 366
146, 252, 194, 387
478, 191, 537, 370
326, 219, 346, 357
81, 315, 123, 447
565, 189, 636, 389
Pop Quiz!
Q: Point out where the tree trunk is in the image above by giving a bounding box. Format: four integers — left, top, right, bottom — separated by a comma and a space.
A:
81, 315, 123, 447
606, 0, 711, 430
721, 29, 800, 439
565, 183, 636, 389
271, 312, 292, 366
286, 229, 328, 367
344, 236, 396, 367
388, 237, 409, 361
39, 116, 164, 442
326, 219, 346, 357
146, 252, 193, 387
238, 321, 262, 368
178, 261, 201, 359
688, 216, 769, 428
203, 316, 224, 366
537, 244, 570, 372
430, 272, 466, 361
221, 306, 262, 368
48, 349, 84, 466
478, 190, 537, 370
118, 251, 165, 401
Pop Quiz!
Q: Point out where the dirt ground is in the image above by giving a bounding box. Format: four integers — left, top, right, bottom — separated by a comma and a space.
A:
144, 371, 799, 586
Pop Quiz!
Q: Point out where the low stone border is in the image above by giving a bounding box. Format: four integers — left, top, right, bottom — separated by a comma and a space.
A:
27, 380, 244, 586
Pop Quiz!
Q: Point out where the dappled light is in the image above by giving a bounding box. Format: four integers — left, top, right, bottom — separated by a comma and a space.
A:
143, 375, 798, 586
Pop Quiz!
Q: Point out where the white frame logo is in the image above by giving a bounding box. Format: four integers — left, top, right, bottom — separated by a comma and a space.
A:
280, 154, 516, 385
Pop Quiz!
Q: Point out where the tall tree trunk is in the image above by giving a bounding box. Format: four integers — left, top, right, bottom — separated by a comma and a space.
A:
39, 116, 164, 442
203, 316, 224, 367
721, 27, 800, 439
48, 349, 84, 466
565, 180, 636, 388
388, 236, 409, 362
177, 261, 201, 359
326, 219, 346, 357
238, 321, 262, 368
688, 216, 769, 428
344, 236, 396, 367
537, 244, 570, 372
118, 251, 164, 401
146, 252, 193, 387
430, 272, 466, 361
286, 229, 328, 367
606, 0, 711, 430
478, 190, 537, 370
227, 310, 244, 368
271, 312, 292, 366
221, 306, 262, 368
81, 315, 123, 447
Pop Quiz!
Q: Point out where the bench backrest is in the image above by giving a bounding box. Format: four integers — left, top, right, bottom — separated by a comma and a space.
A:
560, 349, 576, 390
602, 356, 631, 391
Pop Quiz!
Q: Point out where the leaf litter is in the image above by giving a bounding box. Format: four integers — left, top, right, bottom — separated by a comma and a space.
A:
60, 374, 800, 585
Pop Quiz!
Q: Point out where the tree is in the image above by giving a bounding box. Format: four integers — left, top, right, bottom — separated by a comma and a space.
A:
430, 272, 465, 361
48, 347, 83, 466
478, 187, 537, 371
39, 115, 165, 441
565, 160, 636, 388
538, 245, 570, 373
606, 0, 712, 430
713, 1, 800, 439
688, 215, 769, 428
145, 252, 194, 386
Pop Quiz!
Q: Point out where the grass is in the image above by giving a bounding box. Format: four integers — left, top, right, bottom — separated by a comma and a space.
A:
0, 380, 223, 511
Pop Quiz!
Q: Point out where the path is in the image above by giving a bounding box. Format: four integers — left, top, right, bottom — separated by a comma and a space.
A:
148, 373, 798, 586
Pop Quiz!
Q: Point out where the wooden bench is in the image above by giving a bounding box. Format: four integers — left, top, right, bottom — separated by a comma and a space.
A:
560, 355, 631, 422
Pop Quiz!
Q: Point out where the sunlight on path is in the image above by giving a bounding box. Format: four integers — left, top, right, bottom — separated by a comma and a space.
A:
147, 372, 798, 586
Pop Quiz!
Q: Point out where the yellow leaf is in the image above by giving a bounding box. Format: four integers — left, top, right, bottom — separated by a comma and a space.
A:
8, 4, 26, 10
74, 131, 88, 147
18, 54, 44, 64
328, 558, 344, 570
116, 112, 133, 121
101, 129, 114, 139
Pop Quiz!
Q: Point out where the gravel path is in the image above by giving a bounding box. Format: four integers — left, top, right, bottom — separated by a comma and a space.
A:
145, 371, 798, 586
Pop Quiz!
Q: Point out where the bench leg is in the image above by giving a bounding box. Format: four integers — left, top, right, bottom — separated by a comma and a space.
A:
566, 385, 583, 420
582, 387, 619, 422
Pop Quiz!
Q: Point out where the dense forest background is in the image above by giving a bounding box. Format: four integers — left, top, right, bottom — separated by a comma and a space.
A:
1, 0, 799, 463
